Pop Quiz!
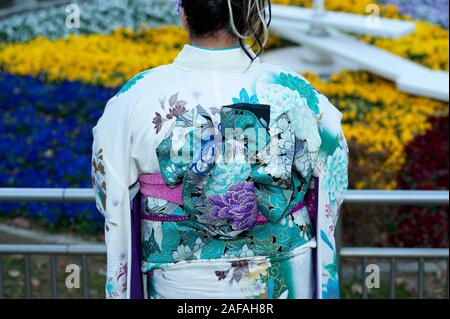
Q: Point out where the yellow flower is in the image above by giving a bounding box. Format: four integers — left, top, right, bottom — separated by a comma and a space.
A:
0, 26, 189, 87
304, 71, 448, 189
0, 15, 447, 190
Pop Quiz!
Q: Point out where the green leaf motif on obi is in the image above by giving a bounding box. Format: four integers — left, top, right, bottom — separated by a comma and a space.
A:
200, 239, 225, 259
142, 231, 161, 261
161, 222, 181, 251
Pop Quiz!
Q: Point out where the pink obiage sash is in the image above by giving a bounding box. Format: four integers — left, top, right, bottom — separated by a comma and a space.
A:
138, 173, 306, 225
139, 173, 183, 205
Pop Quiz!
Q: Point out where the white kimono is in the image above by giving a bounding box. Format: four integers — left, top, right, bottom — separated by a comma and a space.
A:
91, 44, 349, 299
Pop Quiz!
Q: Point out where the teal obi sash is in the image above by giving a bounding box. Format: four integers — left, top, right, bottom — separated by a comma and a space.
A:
155, 104, 315, 239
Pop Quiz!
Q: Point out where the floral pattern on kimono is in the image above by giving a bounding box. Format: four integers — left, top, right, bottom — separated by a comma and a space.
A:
311, 96, 349, 299
140, 203, 314, 272
254, 71, 348, 298
91, 44, 348, 299
91, 86, 141, 298
145, 239, 316, 299
155, 97, 319, 238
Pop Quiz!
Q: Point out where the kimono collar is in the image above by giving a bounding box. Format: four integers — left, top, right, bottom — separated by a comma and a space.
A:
173, 44, 261, 73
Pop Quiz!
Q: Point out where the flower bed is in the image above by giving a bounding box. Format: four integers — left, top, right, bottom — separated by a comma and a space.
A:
381, 0, 449, 29
0, 0, 178, 43
0, 26, 188, 87
304, 71, 448, 189
0, 73, 116, 233
0, 0, 448, 237
273, 0, 401, 16
390, 115, 449, 247
362, 21, 449, 71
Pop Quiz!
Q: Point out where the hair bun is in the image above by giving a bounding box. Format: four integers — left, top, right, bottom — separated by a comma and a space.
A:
181, 0, 271, 61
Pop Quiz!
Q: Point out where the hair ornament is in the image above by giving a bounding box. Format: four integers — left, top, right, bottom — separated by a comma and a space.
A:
176, 0, 182, 16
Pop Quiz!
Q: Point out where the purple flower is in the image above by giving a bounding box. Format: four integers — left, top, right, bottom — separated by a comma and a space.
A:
167, 104, 187, 119
152, 112, 165, 134
382, 0, 449, 29
208, 181, 259, 231
166, 93, 188, 119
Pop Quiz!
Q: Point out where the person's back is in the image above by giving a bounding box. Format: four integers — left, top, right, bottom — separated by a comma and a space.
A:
91, 0, 348, 299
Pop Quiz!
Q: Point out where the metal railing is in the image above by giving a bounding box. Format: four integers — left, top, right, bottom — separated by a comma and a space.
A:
340, 247, 449, 299
1, 188, 448, 204
0, 244, 106, 299
0, 188, 449, 299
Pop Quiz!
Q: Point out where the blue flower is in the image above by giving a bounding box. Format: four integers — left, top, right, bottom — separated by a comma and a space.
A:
0, 72, 116, 233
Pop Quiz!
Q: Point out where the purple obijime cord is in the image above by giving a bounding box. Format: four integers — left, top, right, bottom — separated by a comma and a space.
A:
139, 173, 308, 225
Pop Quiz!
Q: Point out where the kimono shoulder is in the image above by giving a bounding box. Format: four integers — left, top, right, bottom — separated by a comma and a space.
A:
261, 63, 343, 148
112, 64, 174, 106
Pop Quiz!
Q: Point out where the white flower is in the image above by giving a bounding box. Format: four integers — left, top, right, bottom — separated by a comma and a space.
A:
172, 245, 193, 261
287, 106, 321, 154
292, 207, 308, 224
0, 0, 178, 42
142, 222, 163, 251
257, 83, 306, 122
299, 225, 308, 239
323, 147, 349, 204
294, 144, 313, 179
239, 244, 255, 257
257, 83, 321, 156
255, 122, 293, 180
193, 237, 203, 252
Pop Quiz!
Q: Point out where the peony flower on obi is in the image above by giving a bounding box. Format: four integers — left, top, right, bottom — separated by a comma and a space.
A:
257, 82, 321, 153
287, 105, 321, 154
208, 181, 259, 231
257, 83, 307, 122
323, 147, 348, 204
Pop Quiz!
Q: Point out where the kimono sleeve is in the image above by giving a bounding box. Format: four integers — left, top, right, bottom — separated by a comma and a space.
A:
313, 92, 349, 299
91, 95, 139, 299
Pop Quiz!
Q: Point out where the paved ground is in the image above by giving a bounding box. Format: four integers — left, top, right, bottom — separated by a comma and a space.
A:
0, 223, 102, 244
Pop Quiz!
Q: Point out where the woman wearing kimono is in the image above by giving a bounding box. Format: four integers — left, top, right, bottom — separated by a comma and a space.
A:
91, 0, 349, 299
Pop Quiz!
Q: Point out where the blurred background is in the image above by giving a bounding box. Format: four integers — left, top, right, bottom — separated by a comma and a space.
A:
0, 0, 448, 299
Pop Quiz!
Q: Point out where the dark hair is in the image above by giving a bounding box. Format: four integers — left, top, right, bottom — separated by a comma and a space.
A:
181, 0, 272, 61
